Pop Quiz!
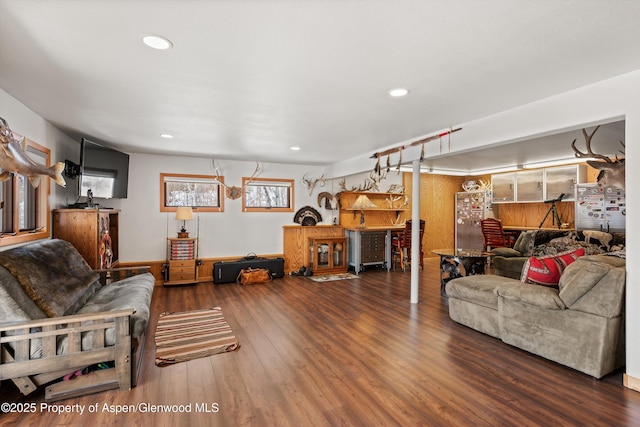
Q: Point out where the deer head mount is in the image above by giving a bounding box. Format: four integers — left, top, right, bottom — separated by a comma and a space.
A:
213, 161, 261, 200
571, 125, 625, 189
302, 173, 326, 196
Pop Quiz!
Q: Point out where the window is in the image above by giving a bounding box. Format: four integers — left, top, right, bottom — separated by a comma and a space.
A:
0, 137, 50, 246
160, 173, 225, 212
242, 177, 294, 212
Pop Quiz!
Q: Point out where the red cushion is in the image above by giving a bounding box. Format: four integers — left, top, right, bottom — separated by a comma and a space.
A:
521, 248, 585, 287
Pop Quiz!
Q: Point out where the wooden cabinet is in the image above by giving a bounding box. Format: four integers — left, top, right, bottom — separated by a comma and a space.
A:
53, 209, 119, 269
338, 191, 408, 228
165, 238, 198, 285
308, 237, 347, 274
283, 225, 345, 272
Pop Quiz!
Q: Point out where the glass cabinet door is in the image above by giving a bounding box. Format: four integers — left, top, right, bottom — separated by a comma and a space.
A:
491, 172, 515, 203
545, 165, 578, 201
516, 170, 544, 202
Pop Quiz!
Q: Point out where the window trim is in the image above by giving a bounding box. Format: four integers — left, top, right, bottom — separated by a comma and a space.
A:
242, 177, 294, 213
0, 135, 51, 247
160, 173, 225, 212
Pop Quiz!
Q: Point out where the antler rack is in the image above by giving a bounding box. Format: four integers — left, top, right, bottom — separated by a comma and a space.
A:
370, 127, 462, 173
370, 127, 462, 160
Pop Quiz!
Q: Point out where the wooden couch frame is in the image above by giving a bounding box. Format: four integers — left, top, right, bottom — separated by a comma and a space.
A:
0, 266, 151, 401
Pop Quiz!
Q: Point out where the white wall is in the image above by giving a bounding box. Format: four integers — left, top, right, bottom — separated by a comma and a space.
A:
2, 68, 639, 382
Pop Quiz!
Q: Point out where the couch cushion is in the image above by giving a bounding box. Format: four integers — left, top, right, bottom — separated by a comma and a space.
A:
491, 247, 522, 257
521, 248, 584, 287
497, 282, 566, 309
558, 257, 626, 318
513, 230, 534, 255
446, 275, 518, 310
77, 273, 155, 340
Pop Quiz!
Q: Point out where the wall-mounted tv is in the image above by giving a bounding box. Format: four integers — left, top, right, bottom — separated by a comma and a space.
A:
79, 138, 129, 199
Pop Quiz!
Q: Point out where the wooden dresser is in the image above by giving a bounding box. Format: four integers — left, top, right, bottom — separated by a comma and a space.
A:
52, 208, 119, 269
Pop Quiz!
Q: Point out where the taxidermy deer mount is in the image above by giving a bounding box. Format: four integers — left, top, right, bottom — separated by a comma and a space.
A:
302, 173, 326, 196
571, 125, 625, 189
213, 161, 261, 200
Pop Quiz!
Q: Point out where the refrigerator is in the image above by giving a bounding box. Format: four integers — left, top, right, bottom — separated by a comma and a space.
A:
455, 191, 495, 251
575, 184, 626, 232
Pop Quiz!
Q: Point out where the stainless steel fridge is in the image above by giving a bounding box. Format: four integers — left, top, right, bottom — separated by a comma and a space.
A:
455, 191, 495, 251
575, 184, 626, 232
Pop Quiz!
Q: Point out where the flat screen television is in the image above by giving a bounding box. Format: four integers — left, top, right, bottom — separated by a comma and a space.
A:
79, 138, 129, 199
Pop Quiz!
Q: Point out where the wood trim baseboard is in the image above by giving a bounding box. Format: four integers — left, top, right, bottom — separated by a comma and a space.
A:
119, 254, 284, 285
624, 373, 640, 393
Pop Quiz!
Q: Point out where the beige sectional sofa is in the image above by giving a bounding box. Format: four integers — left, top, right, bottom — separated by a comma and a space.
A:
445, 254, 626, 378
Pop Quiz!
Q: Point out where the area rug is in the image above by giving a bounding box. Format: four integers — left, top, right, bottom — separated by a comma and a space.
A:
155, 307, 240, 366
308, 272, 360, 282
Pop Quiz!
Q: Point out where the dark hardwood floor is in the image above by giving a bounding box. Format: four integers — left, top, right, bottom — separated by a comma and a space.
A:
2, 258, 640, 426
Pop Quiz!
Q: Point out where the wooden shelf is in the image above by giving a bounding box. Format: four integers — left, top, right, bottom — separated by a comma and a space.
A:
338, 191, 409, 228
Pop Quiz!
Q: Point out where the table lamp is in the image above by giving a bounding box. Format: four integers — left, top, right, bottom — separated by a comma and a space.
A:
175, 206, 193, 238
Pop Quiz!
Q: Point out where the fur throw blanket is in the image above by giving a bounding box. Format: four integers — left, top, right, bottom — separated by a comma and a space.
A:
0, 239, 100, 317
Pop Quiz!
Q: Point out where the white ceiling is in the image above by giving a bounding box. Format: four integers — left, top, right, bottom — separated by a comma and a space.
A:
0, 0, 636, 169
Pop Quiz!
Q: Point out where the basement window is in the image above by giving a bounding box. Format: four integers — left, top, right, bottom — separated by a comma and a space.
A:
0, 138, 50, 246
242, 177, 294, 212
160, 173, 225, 212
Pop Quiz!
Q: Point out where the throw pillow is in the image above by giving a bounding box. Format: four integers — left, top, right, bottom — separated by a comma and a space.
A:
513, 230, 534, 255
521, 248, 585, 287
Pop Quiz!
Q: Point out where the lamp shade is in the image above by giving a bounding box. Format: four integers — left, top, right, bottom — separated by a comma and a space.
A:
350, 195, 377, 209
175, 206, 193, 221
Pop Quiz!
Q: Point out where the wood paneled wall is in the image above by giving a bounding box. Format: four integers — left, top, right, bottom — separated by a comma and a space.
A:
401, 173, 467, 257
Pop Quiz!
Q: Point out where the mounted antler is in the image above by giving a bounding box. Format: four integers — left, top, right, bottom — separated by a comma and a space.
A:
302, 173, 326, 196
214, 161, 261, 200
571, 126, 625, 189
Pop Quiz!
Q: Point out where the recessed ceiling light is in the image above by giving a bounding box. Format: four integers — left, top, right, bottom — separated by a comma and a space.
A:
142, 34, 173, 50
160, 133, 174, 139
290, 146, 301, 151
389, 88, 409, 97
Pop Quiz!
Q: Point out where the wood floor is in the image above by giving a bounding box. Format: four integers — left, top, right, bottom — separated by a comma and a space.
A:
3, 258, 640, 426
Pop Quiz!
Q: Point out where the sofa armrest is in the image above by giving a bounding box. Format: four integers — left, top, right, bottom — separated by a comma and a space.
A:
497, 283, 566, 310
94, 266, 151, 285
0, 309, 134, 395
492, 256, 527, 279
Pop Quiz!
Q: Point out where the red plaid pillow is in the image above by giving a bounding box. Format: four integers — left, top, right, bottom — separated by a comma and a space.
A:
521, 248, 585, 287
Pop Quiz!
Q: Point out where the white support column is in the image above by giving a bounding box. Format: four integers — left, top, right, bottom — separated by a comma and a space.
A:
410, 159, 420, 304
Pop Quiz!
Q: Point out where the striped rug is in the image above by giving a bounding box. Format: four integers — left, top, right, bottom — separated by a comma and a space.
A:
155, 307, 240, 366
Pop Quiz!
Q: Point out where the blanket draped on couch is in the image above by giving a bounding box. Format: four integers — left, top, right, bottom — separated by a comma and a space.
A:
0, 239, 100, 317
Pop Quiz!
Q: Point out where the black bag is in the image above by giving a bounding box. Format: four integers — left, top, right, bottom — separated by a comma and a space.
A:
213, 256, 285, 284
